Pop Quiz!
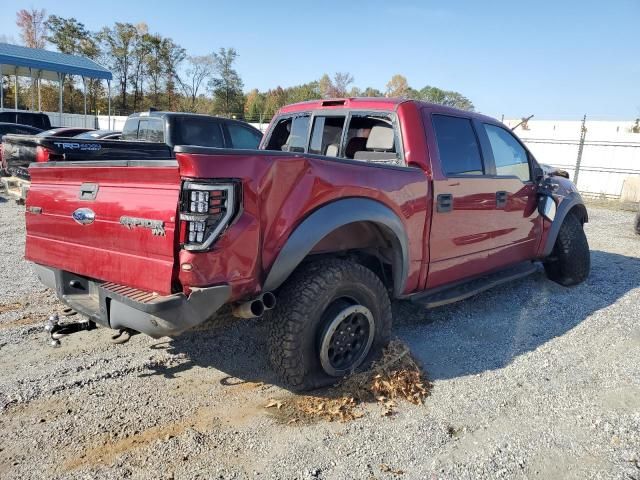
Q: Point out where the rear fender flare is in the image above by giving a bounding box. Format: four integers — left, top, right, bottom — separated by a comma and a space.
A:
263, 198, 409, 297
542, 191, 588, 257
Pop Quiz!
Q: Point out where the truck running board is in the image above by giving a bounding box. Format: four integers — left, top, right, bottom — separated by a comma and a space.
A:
410, 262, 538, 309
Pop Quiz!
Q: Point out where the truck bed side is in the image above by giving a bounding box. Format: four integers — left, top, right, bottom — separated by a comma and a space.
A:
25, 148, 430, 301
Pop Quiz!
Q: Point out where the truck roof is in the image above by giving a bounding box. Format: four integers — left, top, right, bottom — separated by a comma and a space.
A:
126, 111, 262, 132
279, 97, 498, 123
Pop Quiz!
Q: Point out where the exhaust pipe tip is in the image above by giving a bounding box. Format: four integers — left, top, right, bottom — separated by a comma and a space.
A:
232, 298, 265, 319
261, 292, 276, 310
231, 292, 276, 319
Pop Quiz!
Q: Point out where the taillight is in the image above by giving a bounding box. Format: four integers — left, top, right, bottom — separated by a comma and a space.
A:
180, 182, 237, 251
35, 146, 52, 162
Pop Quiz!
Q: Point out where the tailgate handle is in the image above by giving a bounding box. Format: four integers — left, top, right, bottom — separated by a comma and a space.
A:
79, 183, 99, 200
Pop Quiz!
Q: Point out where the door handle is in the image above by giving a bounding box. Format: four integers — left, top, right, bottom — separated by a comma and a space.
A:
496, 191, 508, 209
437, 193, 453, 213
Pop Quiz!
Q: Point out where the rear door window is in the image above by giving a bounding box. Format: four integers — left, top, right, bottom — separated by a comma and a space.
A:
483, 124, 531, 181
308, 116, 345, 156
227, 123, 262, 149
173, 116, 224, 148
265, 114, 310, 152
343, 114, 399, 163
432, 115, 484, 176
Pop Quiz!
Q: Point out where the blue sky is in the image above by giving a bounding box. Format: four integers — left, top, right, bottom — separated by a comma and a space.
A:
1, 0, 637, 119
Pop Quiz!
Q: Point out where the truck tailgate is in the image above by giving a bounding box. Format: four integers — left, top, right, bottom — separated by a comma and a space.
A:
25, 161, 181, 295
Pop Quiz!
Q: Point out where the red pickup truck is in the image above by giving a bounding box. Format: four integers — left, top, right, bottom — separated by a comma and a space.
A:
25, 98, 590, 389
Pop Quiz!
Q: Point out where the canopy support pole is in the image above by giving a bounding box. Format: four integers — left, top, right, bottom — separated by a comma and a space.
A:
37, 72, 41, 111
107, 79, 111, 130
0, 64, 3, 111
14, 68, 18, 110
29, 68, 34, 111
58, 72, 63, 126
82, 76, 87, 128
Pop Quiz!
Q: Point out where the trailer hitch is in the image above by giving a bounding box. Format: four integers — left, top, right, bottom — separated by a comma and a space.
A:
44, 313, 96, 347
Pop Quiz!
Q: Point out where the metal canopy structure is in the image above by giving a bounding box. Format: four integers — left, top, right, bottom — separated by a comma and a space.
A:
0, 42, 113, 126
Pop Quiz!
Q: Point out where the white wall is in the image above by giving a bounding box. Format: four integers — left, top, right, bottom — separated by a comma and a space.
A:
504, 119, 640, 200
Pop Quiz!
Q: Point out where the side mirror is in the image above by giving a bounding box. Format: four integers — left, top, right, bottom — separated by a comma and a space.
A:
533, 166, 544, 182
538, 194, 557, 221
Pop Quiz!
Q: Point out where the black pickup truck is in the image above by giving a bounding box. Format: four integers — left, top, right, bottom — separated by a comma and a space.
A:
1, 112, 263, 197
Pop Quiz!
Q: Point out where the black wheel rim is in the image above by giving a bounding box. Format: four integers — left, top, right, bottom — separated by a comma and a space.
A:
319, 301, 375, 376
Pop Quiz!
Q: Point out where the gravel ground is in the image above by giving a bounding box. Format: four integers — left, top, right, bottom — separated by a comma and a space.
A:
1, 194, 639, 480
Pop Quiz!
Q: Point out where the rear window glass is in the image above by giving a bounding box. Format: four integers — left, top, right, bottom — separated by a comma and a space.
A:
432, 115, 484, 176
121, 119, 139, 141
138, 118, 164, 142
265, 114, 310, 152
173, 117, 224, 148
228, 123, 261, 149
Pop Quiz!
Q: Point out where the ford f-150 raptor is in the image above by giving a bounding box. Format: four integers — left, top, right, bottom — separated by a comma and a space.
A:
24, 98, 590, 389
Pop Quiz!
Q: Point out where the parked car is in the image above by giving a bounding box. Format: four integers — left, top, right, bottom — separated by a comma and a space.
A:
24, 98, 590, 389
1, 112, 263, 197
0, 123, 43, 175
36, 127, 95, 137
0, 111, 51, 130
74, 130, 121, 140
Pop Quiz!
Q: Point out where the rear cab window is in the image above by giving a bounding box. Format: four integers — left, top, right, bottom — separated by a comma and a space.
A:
266, 114, 310, 152
265, 110, 402, 165
432, 114, 484, 176
121, 119, 140, 141
138, 118, 164, 142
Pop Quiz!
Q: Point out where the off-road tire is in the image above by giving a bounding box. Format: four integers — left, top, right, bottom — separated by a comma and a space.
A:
267, 258, 392, 391
543, 213, 590, 286
634, 212, 640, 235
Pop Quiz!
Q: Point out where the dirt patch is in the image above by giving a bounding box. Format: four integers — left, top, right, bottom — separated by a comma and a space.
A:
63, 407, 217, 471
0, 315, 38, 330
267, 340, 431, 423
0, 302, 22, 314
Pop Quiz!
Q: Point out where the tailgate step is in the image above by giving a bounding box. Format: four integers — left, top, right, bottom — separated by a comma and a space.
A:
411, 262, 538, 308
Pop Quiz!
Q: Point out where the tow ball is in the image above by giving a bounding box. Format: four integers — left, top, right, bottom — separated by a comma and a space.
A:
44, 313, 96, 347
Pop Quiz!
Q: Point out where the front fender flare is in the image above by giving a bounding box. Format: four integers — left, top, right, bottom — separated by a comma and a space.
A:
542, 191, 587, 257
263, 198, 409, 297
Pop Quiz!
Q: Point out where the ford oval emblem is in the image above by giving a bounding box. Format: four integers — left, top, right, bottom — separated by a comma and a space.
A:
72, 208, 95, 225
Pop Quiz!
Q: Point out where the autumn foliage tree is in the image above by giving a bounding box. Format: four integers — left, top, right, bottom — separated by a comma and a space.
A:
16, 8, 47, 48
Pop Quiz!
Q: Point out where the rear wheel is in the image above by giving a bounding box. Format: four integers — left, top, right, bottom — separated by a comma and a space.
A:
543, 213, 590, 286
267, 258, 391, 391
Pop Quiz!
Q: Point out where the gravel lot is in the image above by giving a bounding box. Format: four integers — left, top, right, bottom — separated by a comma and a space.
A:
1, 194, 639, 480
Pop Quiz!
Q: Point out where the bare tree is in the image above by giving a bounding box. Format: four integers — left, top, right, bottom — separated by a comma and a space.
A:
179, 54, 214, 112
332, 72, 354, 97
16, 8, 47, 48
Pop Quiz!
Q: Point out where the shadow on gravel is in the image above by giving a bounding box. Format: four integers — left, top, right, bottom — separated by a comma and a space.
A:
143, 250, 639, 387
395, 250, 640, 380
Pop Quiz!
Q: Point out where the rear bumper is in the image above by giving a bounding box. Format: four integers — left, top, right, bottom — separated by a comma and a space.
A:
34, 264, 230, 338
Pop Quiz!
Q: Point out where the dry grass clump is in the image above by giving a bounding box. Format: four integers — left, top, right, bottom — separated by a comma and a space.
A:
266, 340, 430, 423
